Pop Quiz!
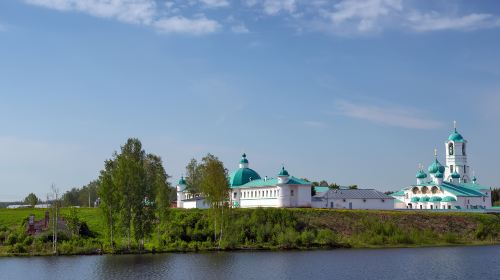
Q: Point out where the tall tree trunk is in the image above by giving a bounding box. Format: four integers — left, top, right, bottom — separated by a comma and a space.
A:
219, 206, 223, 249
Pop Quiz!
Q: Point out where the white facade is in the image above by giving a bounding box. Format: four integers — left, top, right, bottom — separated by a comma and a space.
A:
176, 154, 312, 209
312, 189, 394, 210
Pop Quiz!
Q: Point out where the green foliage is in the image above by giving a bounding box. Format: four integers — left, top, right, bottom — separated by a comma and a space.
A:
62, 181, 98, 207
24, 193, 39, 207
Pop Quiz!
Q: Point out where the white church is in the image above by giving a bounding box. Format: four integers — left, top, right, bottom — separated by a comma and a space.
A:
176, 154, 312, 209
392, 123, 492, 210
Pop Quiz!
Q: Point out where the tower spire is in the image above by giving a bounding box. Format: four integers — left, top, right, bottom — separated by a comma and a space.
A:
453, 120, 457, 132
434, 148, 437, 159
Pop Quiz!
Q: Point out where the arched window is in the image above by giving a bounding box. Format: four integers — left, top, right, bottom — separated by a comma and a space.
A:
448, 143, 454, 155
431, 186, 439, 194
421, 186, 429, 194
412, 187, 419, 194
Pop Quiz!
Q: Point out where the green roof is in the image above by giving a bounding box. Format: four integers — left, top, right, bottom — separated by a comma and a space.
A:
459, 182, 490, 191
231, 176, 310, 189
391, 190, 406, 197
278, 166, 289, 176
429, 196, 442, 202
448, 129, 464, 142
420, 196, 430, 202
240, 153, 249, 164
416, 170, 427, 179
178, 176, 186, 185
442, 196, 457, 202
314, 186, 330, 193
451, 171, 460, 179
435, 171, 444, 178
428, 159, 445, 174
411, 197, 420, 202
229, 167, 261, 187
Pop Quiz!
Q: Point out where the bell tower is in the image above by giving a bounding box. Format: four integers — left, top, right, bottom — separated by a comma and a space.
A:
445, 121, 470, 183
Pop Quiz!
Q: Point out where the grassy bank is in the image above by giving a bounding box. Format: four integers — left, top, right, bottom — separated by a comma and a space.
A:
1, 208, 499, 256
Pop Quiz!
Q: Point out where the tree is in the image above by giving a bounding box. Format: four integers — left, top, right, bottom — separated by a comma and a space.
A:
199, 154, 229, 248
349, 185, 358, 189
98, 158, 120, 250
329, 183, 340, 189
311, 186, 317, 197
24, 193, 39, 207
185, 158, 203, 194
319, 180, 329, 187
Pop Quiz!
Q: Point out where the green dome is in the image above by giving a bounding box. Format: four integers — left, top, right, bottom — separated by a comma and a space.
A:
451, 172, 460, 179
435, 171, 444, 178
416, 170, 427, 179
278, 166, 289, 176
411, 197, 420, 202
442, 196, 457, 202
428, 159, 445, 174
230, 168, 261, 187
429, 196, 442, 202
178, 176, 186, 185
240, 153, 249, 164
420, 196, 430, 202
448, 129, 464, 142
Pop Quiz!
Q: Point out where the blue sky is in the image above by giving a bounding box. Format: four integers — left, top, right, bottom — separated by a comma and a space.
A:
1, 0, 500, 201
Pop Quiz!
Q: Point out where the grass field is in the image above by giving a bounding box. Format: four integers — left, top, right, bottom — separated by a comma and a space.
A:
1, 207, 499, 256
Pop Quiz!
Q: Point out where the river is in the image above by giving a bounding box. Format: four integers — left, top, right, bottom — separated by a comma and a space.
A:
1, 245, 499, 280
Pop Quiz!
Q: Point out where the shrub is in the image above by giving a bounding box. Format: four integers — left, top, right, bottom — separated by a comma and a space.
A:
315, 229, 338, 247
6, 233, 17, 245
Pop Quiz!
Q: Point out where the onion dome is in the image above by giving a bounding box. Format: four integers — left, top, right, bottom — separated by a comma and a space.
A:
448, 129, 464, 142
278, 166, 289, 176
451, 172, 460, 179
416, 170, 427, 179
411, 197, 420, 203
428, 159, 445, 174
230, 154, 261, 187
178, 176, 186, 185
434, 170, 444, 178
240, 153, 249, 164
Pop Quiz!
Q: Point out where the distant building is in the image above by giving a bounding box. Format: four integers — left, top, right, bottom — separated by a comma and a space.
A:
312, 188, 394, 210
392, 123, 492, 210
177, 154, 312, 208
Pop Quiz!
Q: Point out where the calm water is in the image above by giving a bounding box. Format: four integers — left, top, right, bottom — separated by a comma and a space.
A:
1, 246, 499, 280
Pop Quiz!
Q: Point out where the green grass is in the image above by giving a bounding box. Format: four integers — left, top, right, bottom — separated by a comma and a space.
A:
1, 208, 499, 256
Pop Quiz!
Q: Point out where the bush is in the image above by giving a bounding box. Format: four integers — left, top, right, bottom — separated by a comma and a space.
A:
6, 233, 17, 245
315, 229, 338, 247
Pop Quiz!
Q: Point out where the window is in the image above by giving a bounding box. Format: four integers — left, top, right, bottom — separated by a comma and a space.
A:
343, 199, 346, 202
448, 205, 451, 209
233, 192, 237, 199
291, 190, 294, 196
448, 143, 454, 155
430, 205, 433, 209
464, 165, 466, 173
462, 144, 466, 156
330, 202, 333, 208
450, 165, 454, 173
483, 197, 485, 202
363, 199, 366, 203
381, 199, 385, 203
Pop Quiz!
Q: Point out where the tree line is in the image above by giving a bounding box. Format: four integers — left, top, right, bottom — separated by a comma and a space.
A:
96, 138, 229, 251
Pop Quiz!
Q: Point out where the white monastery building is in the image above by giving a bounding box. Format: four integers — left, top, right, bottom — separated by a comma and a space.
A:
392, 123, 492, 210
177, 154, 312, 208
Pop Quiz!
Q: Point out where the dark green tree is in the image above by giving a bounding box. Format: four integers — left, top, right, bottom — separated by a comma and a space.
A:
185, 158, 203, 194
24, 193, 39, 207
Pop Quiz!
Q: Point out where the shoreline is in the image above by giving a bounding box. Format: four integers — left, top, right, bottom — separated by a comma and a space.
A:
2, 240, 499, 258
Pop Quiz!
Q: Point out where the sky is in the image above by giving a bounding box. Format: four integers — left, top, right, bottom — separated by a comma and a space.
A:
1, 0, 500, 201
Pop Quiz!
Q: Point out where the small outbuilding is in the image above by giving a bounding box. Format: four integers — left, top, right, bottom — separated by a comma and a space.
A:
312, 188, 394, 210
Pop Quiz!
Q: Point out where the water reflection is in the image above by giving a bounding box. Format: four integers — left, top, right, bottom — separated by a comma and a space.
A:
0, 246, 499, 280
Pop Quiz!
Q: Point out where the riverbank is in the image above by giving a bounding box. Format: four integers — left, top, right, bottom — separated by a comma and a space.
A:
1, 208, 499, 256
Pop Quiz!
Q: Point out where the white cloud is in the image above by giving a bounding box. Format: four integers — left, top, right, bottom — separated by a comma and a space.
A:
231, 23, 250, 34
154, 16, 220, 35
245, 0, 296, 15
24, 0, 220, 35
328, 0, 402, 32
25, 0, 157, 25
408, 11, 500, 32
200, 0, 229, 8
335, 100, 443, 129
